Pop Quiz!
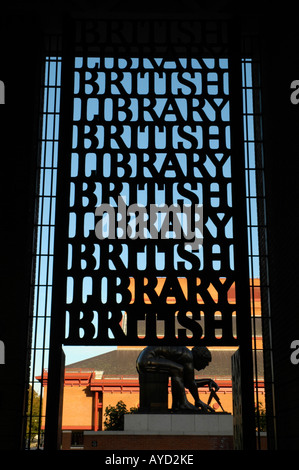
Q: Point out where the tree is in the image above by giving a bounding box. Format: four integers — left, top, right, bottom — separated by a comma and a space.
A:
255, 402, 267, 432
104, 400, 137, 431
26, 386, 42, 441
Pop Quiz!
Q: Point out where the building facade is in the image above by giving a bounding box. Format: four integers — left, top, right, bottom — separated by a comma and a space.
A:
36, 277, 265, 448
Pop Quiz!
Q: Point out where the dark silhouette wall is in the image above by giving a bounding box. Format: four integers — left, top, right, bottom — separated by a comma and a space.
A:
1, 1, 299, 450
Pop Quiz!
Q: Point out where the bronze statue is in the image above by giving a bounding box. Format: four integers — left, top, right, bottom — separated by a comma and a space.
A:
136, 345, 218, 413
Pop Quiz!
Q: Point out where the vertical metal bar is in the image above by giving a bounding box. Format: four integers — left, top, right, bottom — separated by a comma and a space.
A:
26, 40, 62, 449
250, 50, 276, 449
242, 56, 262, 448
44, 18, 74, 450
26, 53, 49, 449
228, 20, 256, 450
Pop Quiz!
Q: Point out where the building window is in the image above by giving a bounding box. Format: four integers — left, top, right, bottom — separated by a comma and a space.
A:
71, 431, 84, 447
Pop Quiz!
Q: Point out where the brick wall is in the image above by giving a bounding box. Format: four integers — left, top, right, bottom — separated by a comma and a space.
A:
62, 430, 268, 451
83, 433, 234, 450
63, 387, 94, 429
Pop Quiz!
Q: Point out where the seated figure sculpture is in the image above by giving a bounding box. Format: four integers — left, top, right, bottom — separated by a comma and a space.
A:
136, 345, 218, 412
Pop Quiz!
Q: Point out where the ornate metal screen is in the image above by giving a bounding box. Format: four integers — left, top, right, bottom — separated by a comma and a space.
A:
41, 18, 257, 449
48, 19, 251, 349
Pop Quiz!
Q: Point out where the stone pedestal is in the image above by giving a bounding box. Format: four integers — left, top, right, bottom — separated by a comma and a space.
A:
124, 413, 233, 435
63, 414, 234, 450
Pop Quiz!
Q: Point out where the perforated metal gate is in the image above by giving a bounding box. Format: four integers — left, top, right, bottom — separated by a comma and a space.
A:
25, 18, 271, 450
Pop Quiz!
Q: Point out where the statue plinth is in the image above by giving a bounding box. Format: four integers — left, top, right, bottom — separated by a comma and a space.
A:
124, 413, 233, 435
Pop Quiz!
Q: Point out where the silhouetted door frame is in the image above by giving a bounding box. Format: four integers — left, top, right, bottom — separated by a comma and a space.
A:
44, 15, 256, 450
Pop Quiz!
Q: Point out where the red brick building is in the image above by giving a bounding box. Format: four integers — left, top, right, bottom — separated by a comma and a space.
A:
37, 278, 265, 448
